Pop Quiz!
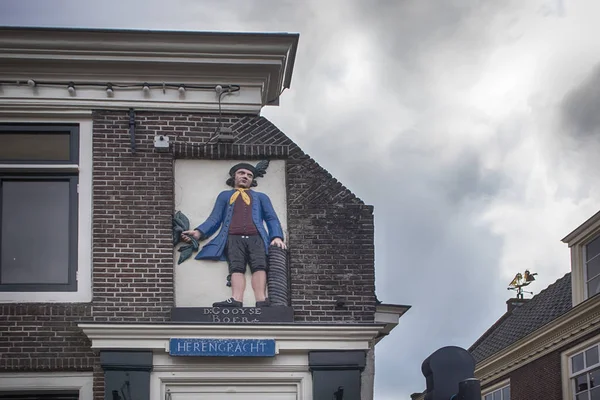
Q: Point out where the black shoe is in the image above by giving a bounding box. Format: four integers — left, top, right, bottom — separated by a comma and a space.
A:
212, 298, 243, 307
256, 298, 270, 307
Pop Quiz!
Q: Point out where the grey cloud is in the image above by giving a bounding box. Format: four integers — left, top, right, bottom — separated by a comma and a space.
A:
1, 1, 597, 399
562, 63, 600, 138
297, 120, 509, 396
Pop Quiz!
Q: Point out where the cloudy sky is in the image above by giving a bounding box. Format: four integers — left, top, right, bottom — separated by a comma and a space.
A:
2, 0, 600, 398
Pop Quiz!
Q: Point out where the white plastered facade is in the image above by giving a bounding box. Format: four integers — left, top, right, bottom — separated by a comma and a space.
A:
79, 323, 389, 400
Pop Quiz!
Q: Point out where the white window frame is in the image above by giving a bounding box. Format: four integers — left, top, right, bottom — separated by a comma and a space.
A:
561, 334, 600, 399
481, 379, 510, 400
584, 237, 600, 299
563, 212, 600, 306
0, 371, 92, 399
0, 112, 92, 302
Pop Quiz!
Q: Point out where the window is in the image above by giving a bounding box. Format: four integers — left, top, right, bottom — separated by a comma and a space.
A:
586, 236, 600, 298
569, 343, 600, 400
562, 211, 600, 306
483, 384, 510, 400
0, 372, 92, 400
0, 124, 79, 292
0, 119, 92, 302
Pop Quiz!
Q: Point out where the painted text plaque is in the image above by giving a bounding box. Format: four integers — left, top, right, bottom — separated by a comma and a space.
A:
169, 338, 276, 357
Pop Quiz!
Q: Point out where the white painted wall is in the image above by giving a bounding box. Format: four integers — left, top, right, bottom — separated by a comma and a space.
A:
151, 352, 311, 400
174, 159, 287, 307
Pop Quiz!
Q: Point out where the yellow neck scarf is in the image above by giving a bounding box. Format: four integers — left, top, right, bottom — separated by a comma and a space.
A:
229, 188, 251, 205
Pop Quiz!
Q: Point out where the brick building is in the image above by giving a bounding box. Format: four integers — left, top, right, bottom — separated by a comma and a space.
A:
0, 27, 408, 399
411, 210, 600, 400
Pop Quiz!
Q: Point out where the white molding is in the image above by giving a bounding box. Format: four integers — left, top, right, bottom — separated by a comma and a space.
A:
0, 164, 79, 172
560, 333, 600, 400
0, 27, 299, 113
0, 108, 92, 118
150, 351, 312, 399
152, 351, 309, 373
0, 371, 93, 400
79, 323, 385, 352
562, 210, 600, 306
481, 378, 509, 396
0, 86, 264, 114
475, 294, 600, 384
0, 113, 92, 303
563, 210, 600, 245
153, 370, 311, 400
374, 303, 410, 340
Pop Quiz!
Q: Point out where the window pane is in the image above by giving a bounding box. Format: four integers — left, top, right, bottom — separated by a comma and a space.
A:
575, 374, 589, 393
589, 237, 600, 262
493, 390, 501, 400
0, 133, 70, 161
589, 257, 600, 282
591, 369, 600, 389
575, 353, 586, 373
502, 386, 510, 400
484, 394, 492, 400
577, 394, 589, 400
592, 387, 600, 400
587, 348, 600, 369
1, 180, 71, 284
589, 275, 600, 298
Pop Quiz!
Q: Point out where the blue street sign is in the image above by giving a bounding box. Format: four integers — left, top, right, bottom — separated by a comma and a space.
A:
169, 338, 276, 357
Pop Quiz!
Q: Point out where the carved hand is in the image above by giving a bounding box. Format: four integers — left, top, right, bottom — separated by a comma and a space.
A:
270, 237, 287, 249
181, 229, 201, 243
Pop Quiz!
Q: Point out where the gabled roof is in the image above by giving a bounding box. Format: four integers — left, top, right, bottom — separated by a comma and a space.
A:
469, 273, 572, 363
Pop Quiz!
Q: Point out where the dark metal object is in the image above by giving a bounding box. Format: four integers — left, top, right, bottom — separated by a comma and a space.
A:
456, 379, 481, 400
421, 346, 480, 400
128, 108, 136, 154
267, 245, 289, 306
309, 351, 364, 400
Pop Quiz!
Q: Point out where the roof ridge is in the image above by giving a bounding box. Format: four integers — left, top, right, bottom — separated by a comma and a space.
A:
510, 272, 571, 315
467, 312, 512, 353
469, 271, 572, 363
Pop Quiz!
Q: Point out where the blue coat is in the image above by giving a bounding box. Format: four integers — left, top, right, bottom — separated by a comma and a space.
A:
194, 189, 284, 261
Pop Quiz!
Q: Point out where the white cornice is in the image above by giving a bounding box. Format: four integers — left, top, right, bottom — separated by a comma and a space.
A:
374, 303, 411, 341
475, 294, 600, 384
0, 27, 299, 113
562, 210, 600, 245
78, 323, 386, 353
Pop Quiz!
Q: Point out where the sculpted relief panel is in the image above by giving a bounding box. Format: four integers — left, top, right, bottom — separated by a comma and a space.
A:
173, 159, 288, 309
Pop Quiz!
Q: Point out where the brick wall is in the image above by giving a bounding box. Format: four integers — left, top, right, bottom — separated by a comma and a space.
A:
0, 110, 377, 376
92, 111, 174, 322
287, 152, 375, 322
482, 328, 600, 400
151, 111, 376, 322
509, 350, 562, 400
0, 304, 95, 371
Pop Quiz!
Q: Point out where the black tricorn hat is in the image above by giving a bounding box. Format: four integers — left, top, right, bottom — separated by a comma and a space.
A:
226, 163, 258, 187
228, 163, 257, 177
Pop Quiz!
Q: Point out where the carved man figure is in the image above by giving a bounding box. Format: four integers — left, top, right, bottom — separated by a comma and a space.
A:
182, 163, 286, 307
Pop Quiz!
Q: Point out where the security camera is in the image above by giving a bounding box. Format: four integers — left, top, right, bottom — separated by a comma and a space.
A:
154, 135, 170, 152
